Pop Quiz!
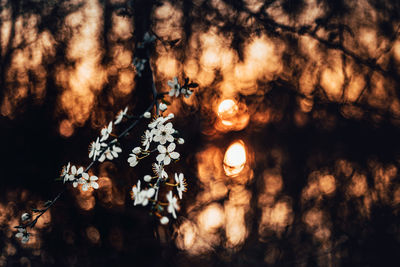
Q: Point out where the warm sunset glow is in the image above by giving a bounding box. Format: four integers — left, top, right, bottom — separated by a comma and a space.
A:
217, 99, 238, 126
223, 141, 247, 176
215, 99, 250, 131
218, 99, 238, 116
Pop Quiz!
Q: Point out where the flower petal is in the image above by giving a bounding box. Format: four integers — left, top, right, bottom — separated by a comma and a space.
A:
167, 142, 176, 152
156, 153, 165, 163
157, 145, 166, 154
170, 151, 180, 159
164, 155, 171, 165
91, 182, 99, 189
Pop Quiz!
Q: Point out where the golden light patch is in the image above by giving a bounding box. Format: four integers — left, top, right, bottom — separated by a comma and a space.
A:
223, 141, 247, 177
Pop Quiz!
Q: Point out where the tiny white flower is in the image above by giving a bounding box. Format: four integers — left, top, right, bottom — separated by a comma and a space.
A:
72, 173, 88, 188
160, 216, 169, 225
114, 106, 128, 125
98, 144, 122, 162
167, 113, 174, 120
159, 103, 167, 111
142, 129, 153, 151
21, 213, 31, 222
166, 191, 179, 219
132, 147, 141, 154
168, 77, 181, 97
61, 162, 71, 183
153, 163, 168, 179
82, 175, 99, 191
175, 173, 187, 199
148, 117, 163, 129
156, 143, 180, 165
132, 180, 142, 206
100, 122, 113, 142
148, 114, 173, 129
89, 137, 106, 161
177, 138, 185, 144
139, 188, 155, 206
153, 122, 175, 145
144, 175, 152, 182
15, 228, 30, 243
181, 87, 193, 98
143, 111, 151, 119
128, 154, 138, 167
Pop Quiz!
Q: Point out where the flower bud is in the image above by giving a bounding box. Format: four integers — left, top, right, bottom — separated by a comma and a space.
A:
144, 175, 152, 182
21, 213, 31, 222
144, 112, 151, 119
177, 138, 185, 144
133, 147, 141, 154
160, 216, 169, 225
159, 103, 167, 111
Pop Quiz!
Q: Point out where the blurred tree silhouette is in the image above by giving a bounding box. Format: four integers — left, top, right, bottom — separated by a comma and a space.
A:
0, 0, 400, 266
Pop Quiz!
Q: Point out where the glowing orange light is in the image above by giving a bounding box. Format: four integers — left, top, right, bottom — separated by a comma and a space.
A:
223, 141, 247, 176
217, 99, 238, 126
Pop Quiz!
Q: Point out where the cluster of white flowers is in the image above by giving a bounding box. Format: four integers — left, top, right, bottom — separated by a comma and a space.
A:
16, 74, 196, 244
168, 77, 193, 98
15, 227, 30, 243
15, 212, 33, 243
127, 102, 188, 224
61, 163, 99, 191
89, 118, 124, 163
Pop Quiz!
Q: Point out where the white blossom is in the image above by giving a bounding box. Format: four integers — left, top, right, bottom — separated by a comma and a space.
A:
144, 175, 152, 182
132, 180, 142, 206
148, 114, 174, 129
156, 143, 180, 165
72, 175, 88, 188
139, 188, 155, 206
100, 122, 113, 142
98, 144, 122, 162
132, 181, 155, 206
153, 122, 175, 145
82, 175, 99, 191
166, 191, 179, 219
159, 103, 167, 111
153, 163, 168, 179
181, 87, 193, 98
160, 216, 169, 225
128, 146, 141, 167
141, 129, 153, 151
175, 173, 186, 199
127, 153, 138, 167
61, 162, 71, 182
177, 138, 185, 144
89, 137, 106, 161
132, 147, 141, 154
168, 77, 181, 97
21, 213, 31, 222
144, 111, 151, 119
115, 106, 128, 125
15, 228, 30, 243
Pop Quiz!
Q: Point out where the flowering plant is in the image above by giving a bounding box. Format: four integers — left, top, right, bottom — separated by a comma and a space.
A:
14, 32, 197, 243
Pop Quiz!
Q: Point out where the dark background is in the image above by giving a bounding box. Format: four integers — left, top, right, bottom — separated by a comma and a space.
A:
1, 0, 400, 266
